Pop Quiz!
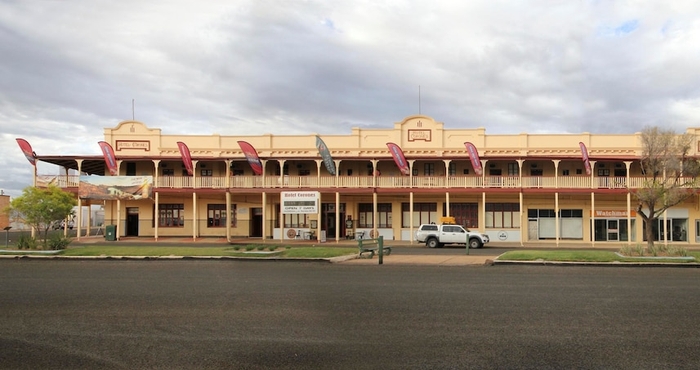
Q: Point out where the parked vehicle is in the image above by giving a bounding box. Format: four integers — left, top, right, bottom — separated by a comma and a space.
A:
52, 219, 74, 230
415, 223, 489, 249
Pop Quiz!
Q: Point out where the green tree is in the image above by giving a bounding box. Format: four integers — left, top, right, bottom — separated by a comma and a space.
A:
634, 127, 700, 249
7, 185, 77, 249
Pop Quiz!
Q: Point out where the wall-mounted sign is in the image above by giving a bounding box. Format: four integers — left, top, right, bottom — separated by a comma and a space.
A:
281, 191, 319, 214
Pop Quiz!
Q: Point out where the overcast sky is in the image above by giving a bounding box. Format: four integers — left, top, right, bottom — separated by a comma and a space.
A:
2, 0, 700, 197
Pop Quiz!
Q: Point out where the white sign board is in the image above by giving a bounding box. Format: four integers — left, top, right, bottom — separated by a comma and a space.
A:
281, 191, 320, 214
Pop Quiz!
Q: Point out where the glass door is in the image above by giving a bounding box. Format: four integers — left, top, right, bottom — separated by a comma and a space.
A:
606, 220, 618, 241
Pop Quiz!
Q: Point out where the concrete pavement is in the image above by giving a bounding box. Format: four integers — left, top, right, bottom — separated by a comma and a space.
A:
6, 235, 699, 266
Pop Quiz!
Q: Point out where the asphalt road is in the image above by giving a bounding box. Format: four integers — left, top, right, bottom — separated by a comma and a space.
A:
1, 260, 699, 369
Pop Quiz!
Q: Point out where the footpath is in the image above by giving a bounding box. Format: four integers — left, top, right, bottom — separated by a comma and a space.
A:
3, 236, 699, 267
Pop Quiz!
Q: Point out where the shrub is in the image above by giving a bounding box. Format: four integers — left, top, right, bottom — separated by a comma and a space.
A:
256, 245, 265, 251
268, 246, 277, 251
666, 245, 688, 257
245, 245, 255, 251
16, 234, 38, 250
48, 234, 72, 250
232, 246, 241, 251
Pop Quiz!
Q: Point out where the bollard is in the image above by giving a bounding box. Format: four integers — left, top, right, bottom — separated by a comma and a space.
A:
378, 236, 384, 265
465, 234, 470, 255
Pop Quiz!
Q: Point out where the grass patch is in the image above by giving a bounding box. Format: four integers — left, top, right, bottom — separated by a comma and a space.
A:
56, 245, 358, 259
281, 247, 357, 258
499, 250, 699, 263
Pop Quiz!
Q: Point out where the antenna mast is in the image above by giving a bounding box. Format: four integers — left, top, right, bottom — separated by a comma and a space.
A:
132, 99, 135, 120
418, 85, 421, 114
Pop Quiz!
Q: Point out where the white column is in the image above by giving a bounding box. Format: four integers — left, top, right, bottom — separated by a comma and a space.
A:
77, 198, 82, 241
335, 192, 340, 243
555, 192, 560, 247
625, 161, 632, 245
591, 192, 595, 247
409, 192, 414, 244
155, 192, 159, 241
481, 192, 486, 231
372, 191, 378, 238
445, 192, 450, 217
116, 199, 121, 241
226, 191, 231, 242
192, 192, 197, 241
262, 192, 267, 241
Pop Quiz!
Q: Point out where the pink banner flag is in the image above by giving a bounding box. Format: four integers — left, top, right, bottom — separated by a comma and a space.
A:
237, 141, 264, 175
98, 141, 118, 176
177, 141, 194, 176
579, 142, 591, 175
386, 142, 410, 175
464, 142, 483, 176
16, 138, 36, 166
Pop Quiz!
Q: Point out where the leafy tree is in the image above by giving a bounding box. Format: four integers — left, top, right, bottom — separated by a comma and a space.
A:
7, 185, 77, 249
634, 127, 700, 249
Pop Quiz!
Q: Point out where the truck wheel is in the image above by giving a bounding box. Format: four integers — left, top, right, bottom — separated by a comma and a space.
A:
426, 238, 439, 248
469, 238, 483, 249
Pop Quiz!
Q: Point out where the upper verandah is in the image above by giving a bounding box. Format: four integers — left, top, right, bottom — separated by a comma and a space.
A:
103, 115, 700, 160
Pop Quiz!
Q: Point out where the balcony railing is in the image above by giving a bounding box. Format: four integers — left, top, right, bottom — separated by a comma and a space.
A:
38, 174, 676, 191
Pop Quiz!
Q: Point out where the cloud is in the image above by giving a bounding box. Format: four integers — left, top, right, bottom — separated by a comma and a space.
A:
2, 0, 700, 196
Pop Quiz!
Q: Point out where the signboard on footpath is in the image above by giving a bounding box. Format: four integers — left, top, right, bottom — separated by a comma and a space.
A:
281, 191, 320, 214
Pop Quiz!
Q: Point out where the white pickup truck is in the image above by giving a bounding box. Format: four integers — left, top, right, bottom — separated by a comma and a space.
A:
415, 224, 490, 249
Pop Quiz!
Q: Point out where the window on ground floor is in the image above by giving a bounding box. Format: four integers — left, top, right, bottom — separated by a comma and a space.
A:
207, 204, 237, 227
402, 203, 438, 227
358, 203, 392, 228
158, 204, 184, 227
446, 203, 478, 229
485, 203, 520, 228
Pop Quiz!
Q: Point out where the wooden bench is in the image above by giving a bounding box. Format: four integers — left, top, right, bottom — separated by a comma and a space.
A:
358, 238, 392, 258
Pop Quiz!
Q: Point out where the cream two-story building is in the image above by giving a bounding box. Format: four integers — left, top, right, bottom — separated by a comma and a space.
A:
32, 115, 700, 245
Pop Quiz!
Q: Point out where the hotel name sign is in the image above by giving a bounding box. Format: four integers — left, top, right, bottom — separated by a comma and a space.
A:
408, 129, 431, 142
116, 140, 151, 151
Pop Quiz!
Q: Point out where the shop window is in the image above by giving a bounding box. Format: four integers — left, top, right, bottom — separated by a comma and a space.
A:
485, 203, 520, 228
401, 203, 437, 227
446, 203, 478, 228
207, 204, 237, 227
358, 203, 392, 228
158, 204, 184, 227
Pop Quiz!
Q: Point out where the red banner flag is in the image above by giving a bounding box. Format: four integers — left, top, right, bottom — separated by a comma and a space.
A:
386, 142, 410, 175
177, 141, 194, 176
237, 141, 264, 175
464, 142, 483, 176
98, 141, 118, 176
579, 142, 591, 175
16, 138, 36, 166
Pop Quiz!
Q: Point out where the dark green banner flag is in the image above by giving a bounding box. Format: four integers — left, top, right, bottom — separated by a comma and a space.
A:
316, 136, 336, 176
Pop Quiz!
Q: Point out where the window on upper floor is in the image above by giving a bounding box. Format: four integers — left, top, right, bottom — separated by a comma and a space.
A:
126, 162, 136, 176
508, 163, 518, 176
448, 162, 457, 176
424, 163, 435, 176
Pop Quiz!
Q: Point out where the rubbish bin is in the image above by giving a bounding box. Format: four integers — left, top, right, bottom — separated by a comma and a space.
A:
105, 225, 117, 241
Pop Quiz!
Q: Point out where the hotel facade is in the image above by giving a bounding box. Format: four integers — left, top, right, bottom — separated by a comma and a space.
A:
30, 115, 700, 245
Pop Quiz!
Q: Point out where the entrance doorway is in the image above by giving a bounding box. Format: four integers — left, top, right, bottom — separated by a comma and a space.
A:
126, 207, 139, 237
250, 208, 262, 237
321, 203, 346, 239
